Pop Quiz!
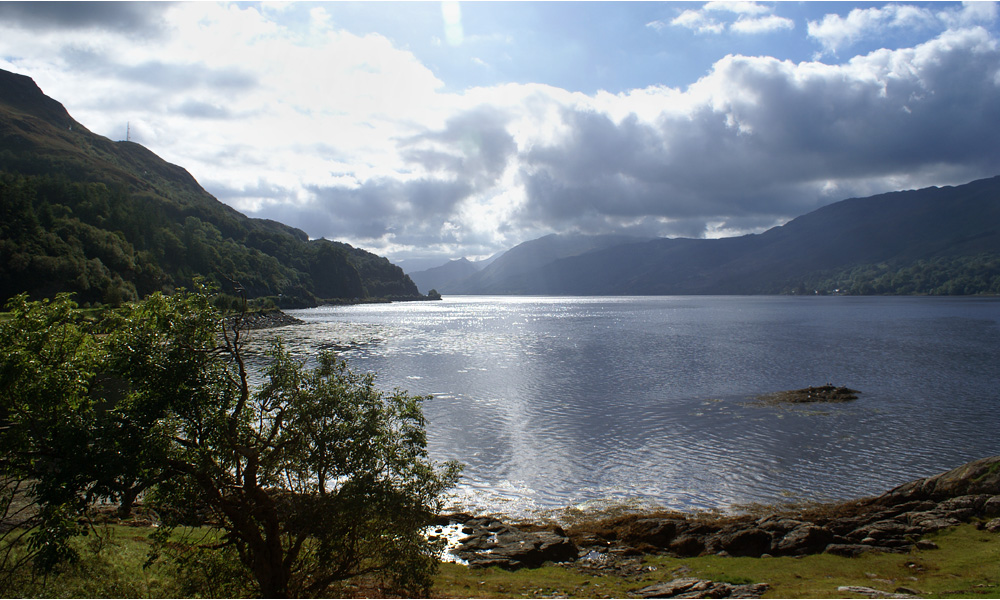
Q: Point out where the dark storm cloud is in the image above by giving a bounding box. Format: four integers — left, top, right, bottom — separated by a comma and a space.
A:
399, 105, 517, 188
514, 103, 815, 239
120, 60, 258, 92
174, 99, 233, 120
0, 2, 172, 37
58, 45, 258, 96
697, 36, 1000, 179
230, 177, 475, 245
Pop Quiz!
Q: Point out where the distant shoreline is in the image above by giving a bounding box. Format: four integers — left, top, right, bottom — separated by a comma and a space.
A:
235, 295, 443, 330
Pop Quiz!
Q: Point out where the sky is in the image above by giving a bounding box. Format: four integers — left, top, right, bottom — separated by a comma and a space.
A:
1, 1, 999, 271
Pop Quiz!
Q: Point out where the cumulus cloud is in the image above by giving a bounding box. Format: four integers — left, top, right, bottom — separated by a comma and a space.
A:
940, 1, 999, 27
398, 27, 1000, 242
808, 5, 935, 53
670, 9, 727, 35
808, 1, 997, 54
731, 14, 795, 35
704, 2, 771, 16
668, 1, 793, 36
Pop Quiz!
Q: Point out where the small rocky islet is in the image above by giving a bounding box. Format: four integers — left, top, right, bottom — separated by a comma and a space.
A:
755, 384, 861, 404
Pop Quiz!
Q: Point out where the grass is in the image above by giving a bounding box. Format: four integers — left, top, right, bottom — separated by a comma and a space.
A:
3, 526, 184, 598
1, 523, 997, 598
432, 524, 1000, 599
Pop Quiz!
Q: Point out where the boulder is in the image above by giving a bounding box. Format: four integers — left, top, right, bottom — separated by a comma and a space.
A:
936, 494, 991, 512
709, 528, 772, 557
636, 577, 768, 599
669, 535, 706, 557
774, 524, 834, 555
825, 543, 877, 557
755, 516, 806, 535
901, 511, 961, 532
453, 522, 578, 569
848, 521, 919, 542
983, 495, 1000, 517
622, 518, 680, 547
835, 585, 920, 599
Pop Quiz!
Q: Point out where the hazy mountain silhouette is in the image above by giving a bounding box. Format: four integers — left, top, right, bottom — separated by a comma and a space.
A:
424, 177, 1000, 296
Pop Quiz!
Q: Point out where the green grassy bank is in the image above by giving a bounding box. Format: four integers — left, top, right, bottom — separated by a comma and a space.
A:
4, 522, 997, 598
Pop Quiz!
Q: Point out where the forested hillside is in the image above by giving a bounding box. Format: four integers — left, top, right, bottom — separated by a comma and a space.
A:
0, 69, 420, 307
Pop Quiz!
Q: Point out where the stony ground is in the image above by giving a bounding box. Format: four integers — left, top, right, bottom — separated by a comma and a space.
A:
436, 455, 1000, 598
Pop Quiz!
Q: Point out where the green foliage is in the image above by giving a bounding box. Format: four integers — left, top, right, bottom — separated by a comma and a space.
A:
0, 167, 422, 307
145, 331, 462, 597
0, 293, 99, 571
1, 526, 187, 599
0, 290, 460, 597
169, 541, 257, 598
790, 254, 1000, 296
0, 79, 422, 306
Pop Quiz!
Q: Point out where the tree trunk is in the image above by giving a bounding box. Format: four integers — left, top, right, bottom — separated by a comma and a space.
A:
252, 533, 291, 598
116, 486, 138, 518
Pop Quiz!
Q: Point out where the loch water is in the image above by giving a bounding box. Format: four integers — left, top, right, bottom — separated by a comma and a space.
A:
251, 296, 1000, 519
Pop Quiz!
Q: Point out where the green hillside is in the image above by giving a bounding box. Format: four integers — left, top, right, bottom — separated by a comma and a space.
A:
0, 69, 421, 307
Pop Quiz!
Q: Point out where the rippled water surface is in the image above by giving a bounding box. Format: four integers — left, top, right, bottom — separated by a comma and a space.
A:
250, 296, 1000, 518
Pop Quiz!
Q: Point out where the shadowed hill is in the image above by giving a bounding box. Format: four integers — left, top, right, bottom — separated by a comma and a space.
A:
433, 176, 1000, 296
0, 69, 420, 306
409, 258, 483, 295
442, 233, 653, 294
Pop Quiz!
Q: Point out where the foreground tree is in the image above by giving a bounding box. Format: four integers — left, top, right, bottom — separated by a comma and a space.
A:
0, 293, 99, 578
0, 290, 461, 597
147, 329, 462, 597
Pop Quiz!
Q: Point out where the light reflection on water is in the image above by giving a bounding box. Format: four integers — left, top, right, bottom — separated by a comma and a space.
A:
246, 296, 1000, 519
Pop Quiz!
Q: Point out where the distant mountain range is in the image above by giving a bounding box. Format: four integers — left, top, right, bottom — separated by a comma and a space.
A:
0, 69, 422, 307
410, 177, 1000, 296
407, 256, 490, 295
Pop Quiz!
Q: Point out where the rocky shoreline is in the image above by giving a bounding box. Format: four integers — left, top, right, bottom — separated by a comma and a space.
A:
433, 455, 1000, 594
